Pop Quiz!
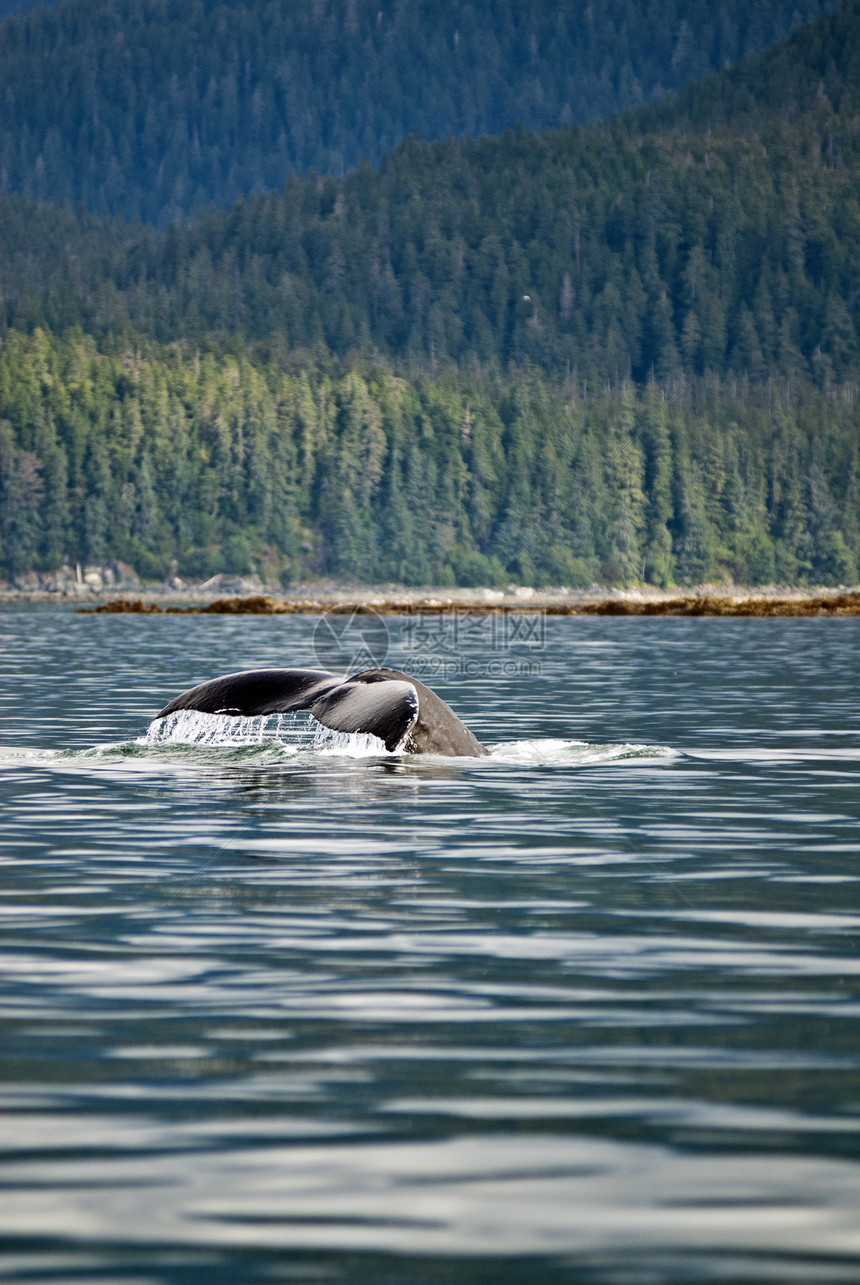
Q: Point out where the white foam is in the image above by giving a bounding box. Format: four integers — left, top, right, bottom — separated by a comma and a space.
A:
487, 739, 679, 766
140, 709, 314, 751
313, 726, 392, 757
141, 709, 393, 758
134, 716, 675, 767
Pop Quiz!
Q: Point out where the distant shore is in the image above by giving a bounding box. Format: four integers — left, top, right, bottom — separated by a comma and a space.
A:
75, 584, 860, 618
80, 589, 860, 617
3, 567, 860, 616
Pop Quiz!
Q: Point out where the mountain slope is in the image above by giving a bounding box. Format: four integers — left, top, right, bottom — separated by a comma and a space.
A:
0, 0, 840, 224
2, 2, 859, 390
1, 4, 859, 590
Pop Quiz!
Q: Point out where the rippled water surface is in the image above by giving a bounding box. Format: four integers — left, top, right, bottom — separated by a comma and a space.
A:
1, 606, 859, 1283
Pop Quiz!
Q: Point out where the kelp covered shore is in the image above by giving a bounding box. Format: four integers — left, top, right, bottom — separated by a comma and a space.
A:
81, 589, 860, 618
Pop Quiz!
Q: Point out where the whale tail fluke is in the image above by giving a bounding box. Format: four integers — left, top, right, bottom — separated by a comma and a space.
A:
157, 666, 485, 757
157, 668, 337, 719
156, 667, 419, 752
157, 668, 485, 755
308, 677, 419, 750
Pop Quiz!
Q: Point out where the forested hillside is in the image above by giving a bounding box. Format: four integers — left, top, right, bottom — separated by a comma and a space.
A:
1, 331, 857, 588
0, 0, 839, 224
2, 2, 859, 389
0, 4, 858, 589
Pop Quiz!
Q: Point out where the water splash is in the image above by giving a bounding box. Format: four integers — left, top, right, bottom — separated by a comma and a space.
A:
141, 709, 391, 758
141, 708, 316, 751
110, 712, 678, 768
313, 726, 391, 757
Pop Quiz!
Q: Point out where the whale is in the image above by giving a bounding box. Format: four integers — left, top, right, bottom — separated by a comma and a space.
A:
156, 666, 487, 757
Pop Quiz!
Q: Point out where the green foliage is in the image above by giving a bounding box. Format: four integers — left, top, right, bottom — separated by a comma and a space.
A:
0, 0, 838, 225
0, 327, 857, 588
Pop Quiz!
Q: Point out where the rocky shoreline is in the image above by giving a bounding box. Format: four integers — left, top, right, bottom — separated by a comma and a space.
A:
3, 564, 860, 616
81, 589, 860, 617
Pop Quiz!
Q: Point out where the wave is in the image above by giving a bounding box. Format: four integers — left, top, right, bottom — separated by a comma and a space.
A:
0, 711, 678, 771
130, 710, 676, 767
487, 739, 679, 766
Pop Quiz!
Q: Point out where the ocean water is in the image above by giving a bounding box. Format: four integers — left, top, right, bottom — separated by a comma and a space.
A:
1, 605, 859, 1284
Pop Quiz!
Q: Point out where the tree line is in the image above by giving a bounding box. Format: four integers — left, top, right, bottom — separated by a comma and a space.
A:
1, 329, 857, 587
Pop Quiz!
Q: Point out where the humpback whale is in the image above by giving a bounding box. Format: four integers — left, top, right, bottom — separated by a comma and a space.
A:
157, 667, 487, 757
